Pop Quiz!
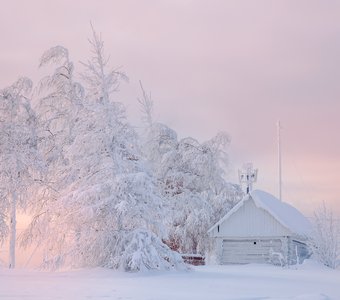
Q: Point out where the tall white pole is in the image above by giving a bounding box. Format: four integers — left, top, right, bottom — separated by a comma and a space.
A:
277, 120, 282, 201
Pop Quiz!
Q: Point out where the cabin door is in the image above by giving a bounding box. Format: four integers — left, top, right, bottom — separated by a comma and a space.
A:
221, 239, 282, 264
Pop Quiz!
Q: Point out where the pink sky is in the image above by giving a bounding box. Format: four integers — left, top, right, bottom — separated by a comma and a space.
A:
1, 0, 340, 215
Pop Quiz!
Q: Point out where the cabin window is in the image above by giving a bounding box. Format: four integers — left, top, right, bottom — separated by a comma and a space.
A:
253, 241, 257, 245
217, 225, 220, 233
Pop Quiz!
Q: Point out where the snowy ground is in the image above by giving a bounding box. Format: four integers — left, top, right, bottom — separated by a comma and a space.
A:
0, 260, 339, 300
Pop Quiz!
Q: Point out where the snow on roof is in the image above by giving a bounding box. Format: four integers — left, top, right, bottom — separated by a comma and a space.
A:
208, 189, 312, 237
250, 190, 312, 236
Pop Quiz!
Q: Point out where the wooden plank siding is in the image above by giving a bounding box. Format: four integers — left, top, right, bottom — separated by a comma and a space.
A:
221, 238, 283, 264
215, 199, 291, 238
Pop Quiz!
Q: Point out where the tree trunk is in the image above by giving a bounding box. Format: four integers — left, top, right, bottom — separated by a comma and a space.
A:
9, 192, 17, 269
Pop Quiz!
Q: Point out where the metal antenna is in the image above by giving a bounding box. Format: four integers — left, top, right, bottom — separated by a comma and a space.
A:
238, 163, 258, 194
277, 121, 282, 201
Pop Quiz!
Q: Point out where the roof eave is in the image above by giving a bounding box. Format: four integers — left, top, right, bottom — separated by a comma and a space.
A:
207, 194, 249, 234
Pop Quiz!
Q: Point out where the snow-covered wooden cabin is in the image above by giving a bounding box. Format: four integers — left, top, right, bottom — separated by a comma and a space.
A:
208, 190, 312, 265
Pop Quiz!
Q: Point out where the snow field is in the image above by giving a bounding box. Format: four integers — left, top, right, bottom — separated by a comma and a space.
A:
0, 261, 339, 300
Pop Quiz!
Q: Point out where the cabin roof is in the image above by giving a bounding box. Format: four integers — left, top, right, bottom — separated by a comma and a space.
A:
208, 189, 312, 237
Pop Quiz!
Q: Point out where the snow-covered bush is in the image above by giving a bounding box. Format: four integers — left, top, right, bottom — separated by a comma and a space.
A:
310, 203, 340, 269
107, 229, 185, 272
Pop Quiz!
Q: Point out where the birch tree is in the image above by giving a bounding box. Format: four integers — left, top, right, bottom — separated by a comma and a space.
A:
0, 77, 43, 268
20, 44, 86, 268
36, 45, 84, 167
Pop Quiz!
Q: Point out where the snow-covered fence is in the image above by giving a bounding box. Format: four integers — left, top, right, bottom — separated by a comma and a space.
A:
181, 254, 205, 266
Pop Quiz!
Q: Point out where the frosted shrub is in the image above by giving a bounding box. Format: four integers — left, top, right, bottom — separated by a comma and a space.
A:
108, 229, 185, 272
310, 203, 340, 269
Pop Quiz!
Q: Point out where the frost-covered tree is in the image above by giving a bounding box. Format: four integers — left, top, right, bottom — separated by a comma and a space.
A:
81, 25, 128, 104
159, 133, 230, 195
23, 30, 185, 271
20, 46, 85, 264
137, 81, 153, 127
36, 45, 84, 166
162, 134, 241, 255
310, 203, 340, 269
138, 87, 242, 255
0, 77, 43, 268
